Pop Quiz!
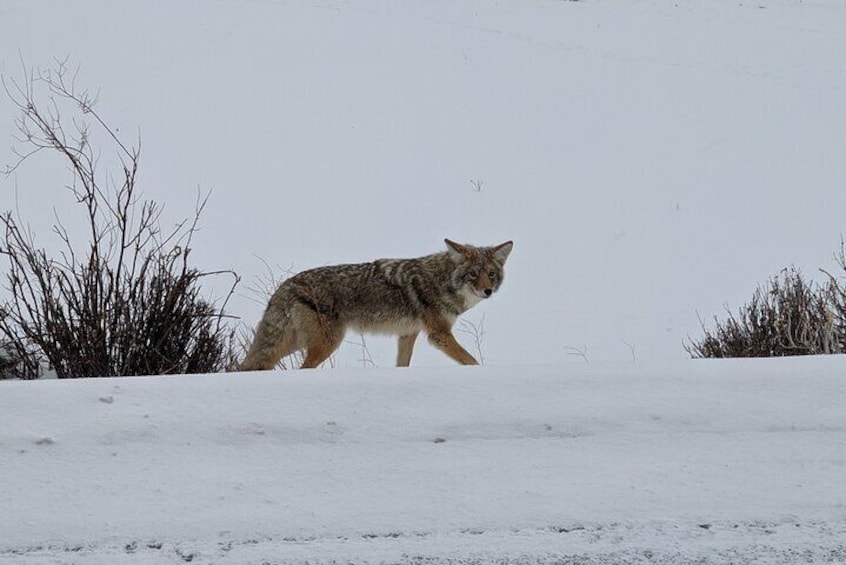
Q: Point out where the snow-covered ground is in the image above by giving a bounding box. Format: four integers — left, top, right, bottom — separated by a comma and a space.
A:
2, 358, 846, 564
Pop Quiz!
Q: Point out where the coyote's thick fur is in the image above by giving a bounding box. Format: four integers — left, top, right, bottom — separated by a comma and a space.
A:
241, 239, 513, 370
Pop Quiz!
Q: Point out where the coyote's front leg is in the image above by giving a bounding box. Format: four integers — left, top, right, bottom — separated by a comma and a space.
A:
423, 312, 479, 366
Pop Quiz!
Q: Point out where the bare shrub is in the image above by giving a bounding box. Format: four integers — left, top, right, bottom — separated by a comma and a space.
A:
687, 266, 840, 359
820, 238, 846, 351
0, 60, 238, 378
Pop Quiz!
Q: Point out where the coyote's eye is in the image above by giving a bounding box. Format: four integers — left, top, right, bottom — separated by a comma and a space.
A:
488, 271, 498, 280
467, 269, 479, 278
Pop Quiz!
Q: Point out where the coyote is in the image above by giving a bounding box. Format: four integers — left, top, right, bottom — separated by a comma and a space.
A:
241, 239, 513, 370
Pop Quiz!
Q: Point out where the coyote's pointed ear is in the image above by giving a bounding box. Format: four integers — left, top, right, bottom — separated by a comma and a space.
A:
493, 241, 513, 264
445, 239, 467, 262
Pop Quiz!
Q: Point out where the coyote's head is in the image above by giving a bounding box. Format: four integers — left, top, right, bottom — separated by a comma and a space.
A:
445, 239, 513, 306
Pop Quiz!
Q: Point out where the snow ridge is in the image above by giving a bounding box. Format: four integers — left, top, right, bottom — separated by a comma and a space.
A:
2, 359, 846, 563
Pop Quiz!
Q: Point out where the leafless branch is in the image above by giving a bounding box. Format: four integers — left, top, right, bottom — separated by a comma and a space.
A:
622, 340, 637, 363
457, 313, 486, 365
0, 60, 238, 378
564, 345, 589, 363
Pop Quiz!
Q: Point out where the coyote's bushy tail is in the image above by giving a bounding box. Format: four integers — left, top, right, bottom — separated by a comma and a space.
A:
240, 287, 298, 371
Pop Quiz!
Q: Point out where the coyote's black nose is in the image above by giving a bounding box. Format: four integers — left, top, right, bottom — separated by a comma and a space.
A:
484, 288, 492, 297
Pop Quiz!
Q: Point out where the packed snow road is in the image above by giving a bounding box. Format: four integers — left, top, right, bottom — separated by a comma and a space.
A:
3, 521, 846, 565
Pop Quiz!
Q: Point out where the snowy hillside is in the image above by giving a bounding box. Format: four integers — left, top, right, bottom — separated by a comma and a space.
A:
2, 358, 846, 564
2, 0, 846, 367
